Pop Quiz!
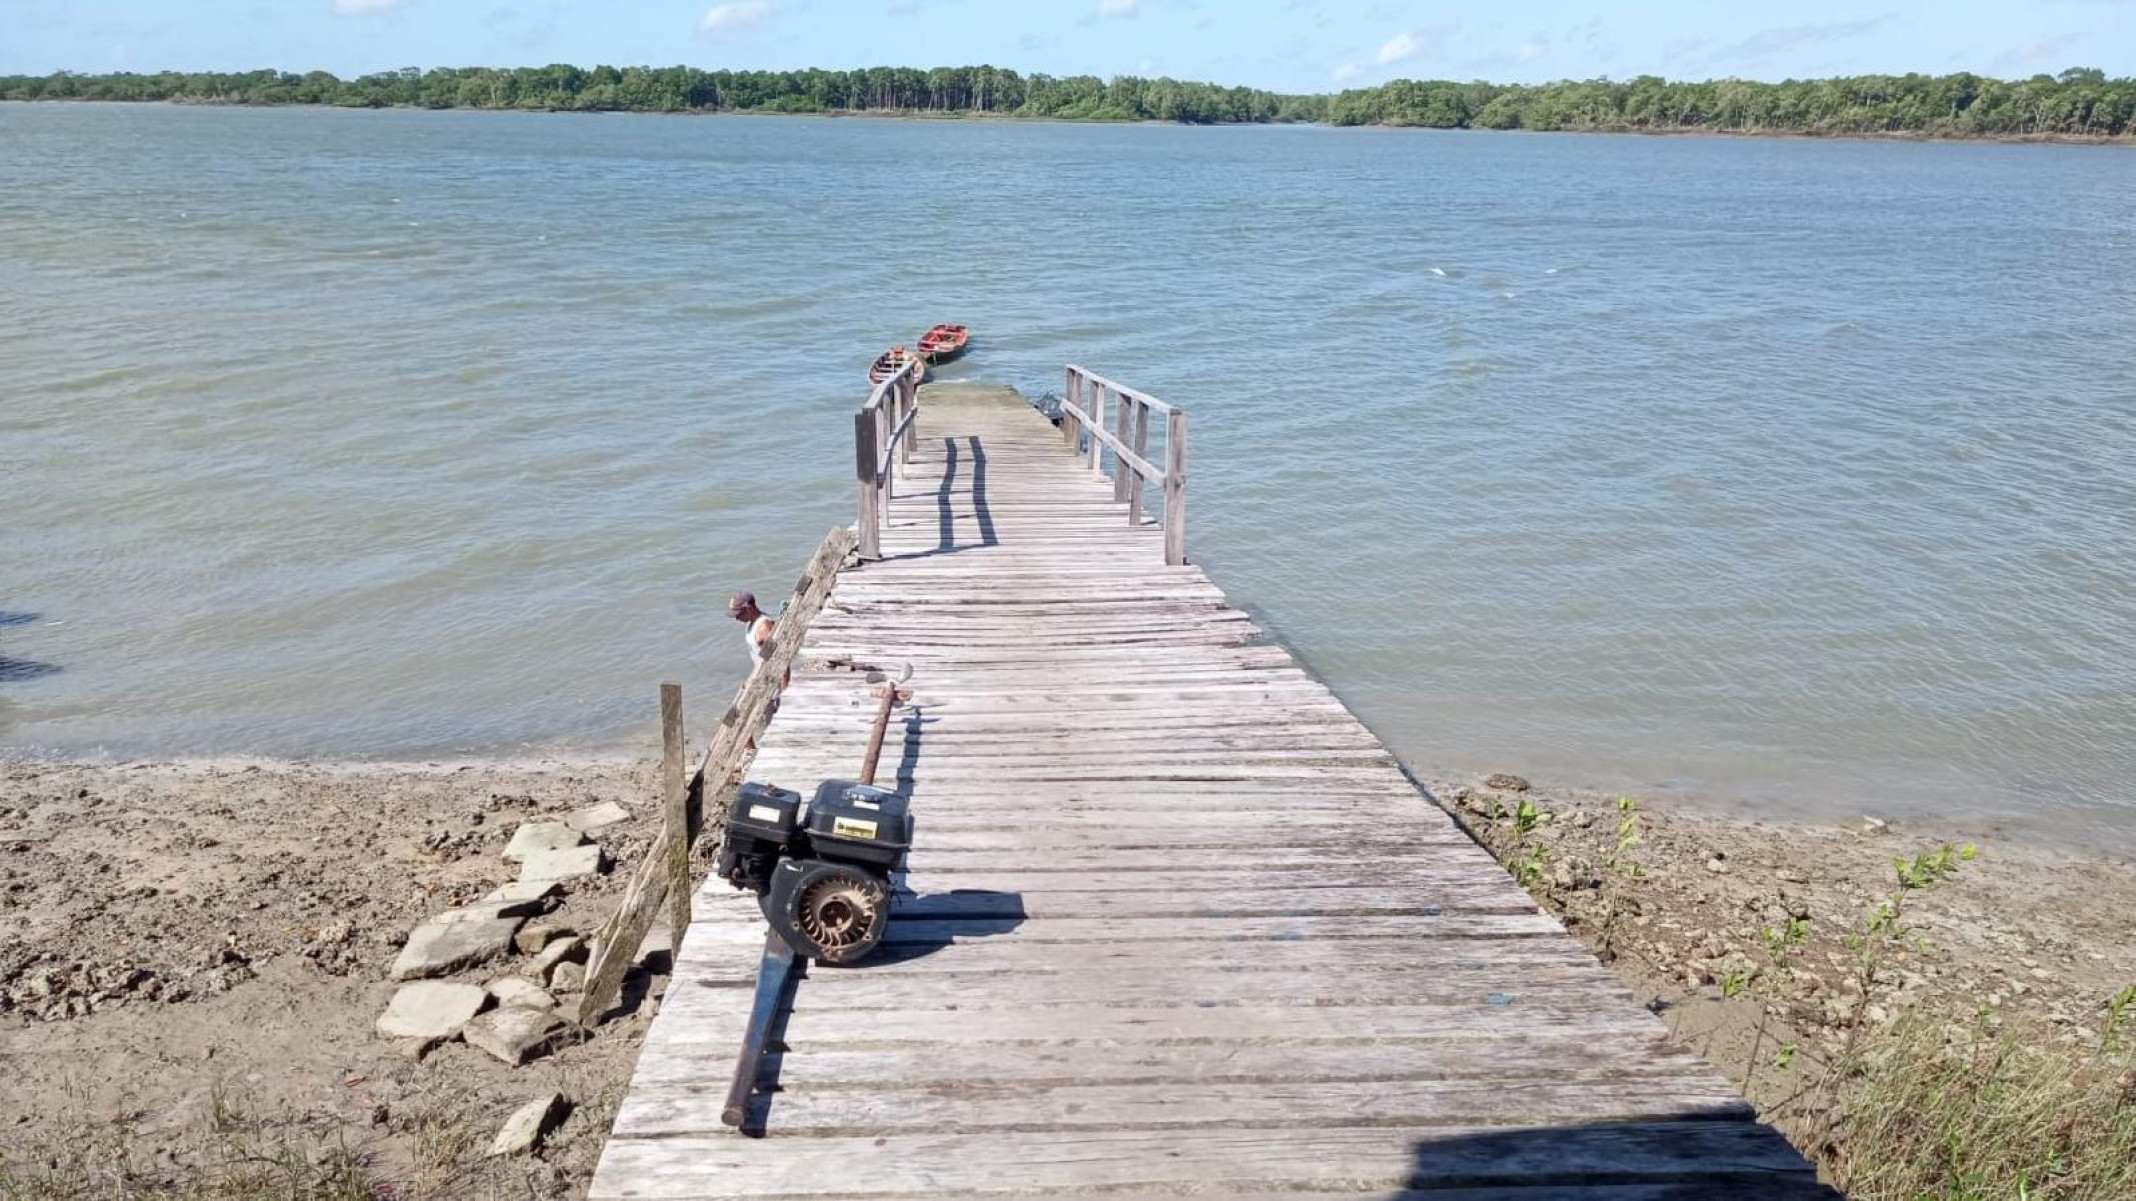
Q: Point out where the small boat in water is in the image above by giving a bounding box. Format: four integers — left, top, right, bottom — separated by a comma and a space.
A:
917, 323, 969, 364
868, 346, 919, 386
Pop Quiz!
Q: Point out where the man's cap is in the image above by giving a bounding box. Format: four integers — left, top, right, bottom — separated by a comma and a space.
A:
727, 591, 757, 614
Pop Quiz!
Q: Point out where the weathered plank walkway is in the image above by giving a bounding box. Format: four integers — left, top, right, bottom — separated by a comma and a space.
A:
590, 381, 1826, 1199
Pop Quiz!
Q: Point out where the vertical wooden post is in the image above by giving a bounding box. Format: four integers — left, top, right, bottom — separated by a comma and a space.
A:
1128, 399, 1150, 526
660, 683, 689, 946
1086, 385, 1103, 478
1062, 368, 1078, 449
854, 411, 879, 559
876, 403, 892, 505
1112, 390, 1133, 502
899, 374, 915, 467
1164, 408, 1187, 566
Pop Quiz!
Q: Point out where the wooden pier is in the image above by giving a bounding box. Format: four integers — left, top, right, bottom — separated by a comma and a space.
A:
589, 370, 1826, 1199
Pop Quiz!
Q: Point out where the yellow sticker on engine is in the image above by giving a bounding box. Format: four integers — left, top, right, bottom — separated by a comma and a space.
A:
832, 817, 879, 840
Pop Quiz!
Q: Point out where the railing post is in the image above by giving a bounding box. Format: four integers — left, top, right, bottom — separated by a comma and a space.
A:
900, 373, 915, 467
876, 402, 892, 505
1112, 391, 1133, 502
1127, 398, 1150, 527
1086, 385, 1103, 478
659, 683, 689, 945
1163, 408, 1187, 566
1063, 367, 1078, 449
854, 410, 880, 559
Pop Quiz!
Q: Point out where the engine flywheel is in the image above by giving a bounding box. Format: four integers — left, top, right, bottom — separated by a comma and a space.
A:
795, 868, 887, 963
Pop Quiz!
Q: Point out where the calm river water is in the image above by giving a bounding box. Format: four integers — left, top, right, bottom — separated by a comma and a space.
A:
3, 104, 2132, 842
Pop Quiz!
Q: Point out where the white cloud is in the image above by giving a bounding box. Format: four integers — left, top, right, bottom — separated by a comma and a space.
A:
1099, 0, 1138, 16
700, 0, 770, 36
1332, 62, 1361, 82
332, 0, 399, 14
1377, 32, 1421, 64
1993, 31, 2089, 69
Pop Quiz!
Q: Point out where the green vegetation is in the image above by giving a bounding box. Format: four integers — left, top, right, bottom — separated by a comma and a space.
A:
1321, 69, 2135, 137
0, 65, 1297, 124
1, 64, 2130, 138
1834, 1013, 2136, 1201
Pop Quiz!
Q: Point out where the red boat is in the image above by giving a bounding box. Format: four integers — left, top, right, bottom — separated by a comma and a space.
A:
868, 345, 919, 386
917, 323, 969, 364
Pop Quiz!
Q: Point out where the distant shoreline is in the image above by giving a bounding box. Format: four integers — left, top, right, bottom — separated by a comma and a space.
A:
7, 95, 2133, 148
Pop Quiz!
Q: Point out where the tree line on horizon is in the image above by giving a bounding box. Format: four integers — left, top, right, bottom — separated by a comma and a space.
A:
3, 64, 2130, 138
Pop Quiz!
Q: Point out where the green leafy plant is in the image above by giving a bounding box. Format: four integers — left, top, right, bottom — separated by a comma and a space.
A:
1511, 844, 1550, 890
1761, 916, 1812, 967
1511, 797, 1545, 838
1607, 796, 1646, 879
2103, 984, 2136, 1053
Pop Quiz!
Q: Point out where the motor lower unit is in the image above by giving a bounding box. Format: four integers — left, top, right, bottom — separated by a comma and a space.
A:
715, 778, 912, 965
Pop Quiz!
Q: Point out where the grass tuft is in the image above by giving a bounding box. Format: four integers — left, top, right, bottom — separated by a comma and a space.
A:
1832, 1013, 2136, 1201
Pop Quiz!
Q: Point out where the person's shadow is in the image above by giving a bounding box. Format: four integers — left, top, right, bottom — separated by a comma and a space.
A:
0, 611, 60, 682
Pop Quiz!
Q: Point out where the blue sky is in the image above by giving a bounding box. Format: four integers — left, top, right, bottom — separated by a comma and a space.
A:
4, 1, 2131, 90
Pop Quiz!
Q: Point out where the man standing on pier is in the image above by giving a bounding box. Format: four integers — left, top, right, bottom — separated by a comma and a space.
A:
727, 591, 775, 671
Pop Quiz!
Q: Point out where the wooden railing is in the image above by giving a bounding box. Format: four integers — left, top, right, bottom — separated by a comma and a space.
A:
1060, 364, 1188, 566
852, 358, 923, 560
574, 526, 855, 1026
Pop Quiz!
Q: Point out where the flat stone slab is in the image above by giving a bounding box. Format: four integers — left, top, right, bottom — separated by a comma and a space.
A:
376, 981, 489, 1040
487, 1092, 566, 1157
391, 912, 524, 981
480, 879, 559, 916
464, 1006, 569, 1065
513, 919, 575, 956
517, 844, 603, 882
503, 821, 584, 863
526, 935, 586, 984
564, 801, 632, 834
486, 977, 556, 1010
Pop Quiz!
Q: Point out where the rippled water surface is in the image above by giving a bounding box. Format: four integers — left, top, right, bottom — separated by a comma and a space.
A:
4, 104, 2133, 842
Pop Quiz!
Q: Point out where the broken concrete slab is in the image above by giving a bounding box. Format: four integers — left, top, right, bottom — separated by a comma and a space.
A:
503, 821, 584, 863
486, 1092, 567, 1157
563, 800, 631, 834
517, 844, 603, 882
464, 1007, 569, 1066
376, 981, 489, 1040
526, 935, 585, 984
486, 977, 556, 1010
480, 879, 559, 916
549, 962, 586, 993
390, 912, 525, 981
513, 919, 575, 956
435, 901, 523, 926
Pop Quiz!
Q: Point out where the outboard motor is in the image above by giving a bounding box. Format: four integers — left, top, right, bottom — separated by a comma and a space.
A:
718, 663, 916, 1132
714, 778, 912, 965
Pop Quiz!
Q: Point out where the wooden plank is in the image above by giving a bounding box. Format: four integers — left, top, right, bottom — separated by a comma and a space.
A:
628, 1031, 1716, 1089
622, 1078, 1753, 1139
680, 913, 1570, 945
590, 1122, 1816, 1199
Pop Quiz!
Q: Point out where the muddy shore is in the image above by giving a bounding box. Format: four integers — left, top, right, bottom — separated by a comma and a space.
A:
4, 756, 2132, 1198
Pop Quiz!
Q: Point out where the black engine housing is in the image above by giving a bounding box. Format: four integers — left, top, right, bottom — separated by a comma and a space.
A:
715, 779, 911, 964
